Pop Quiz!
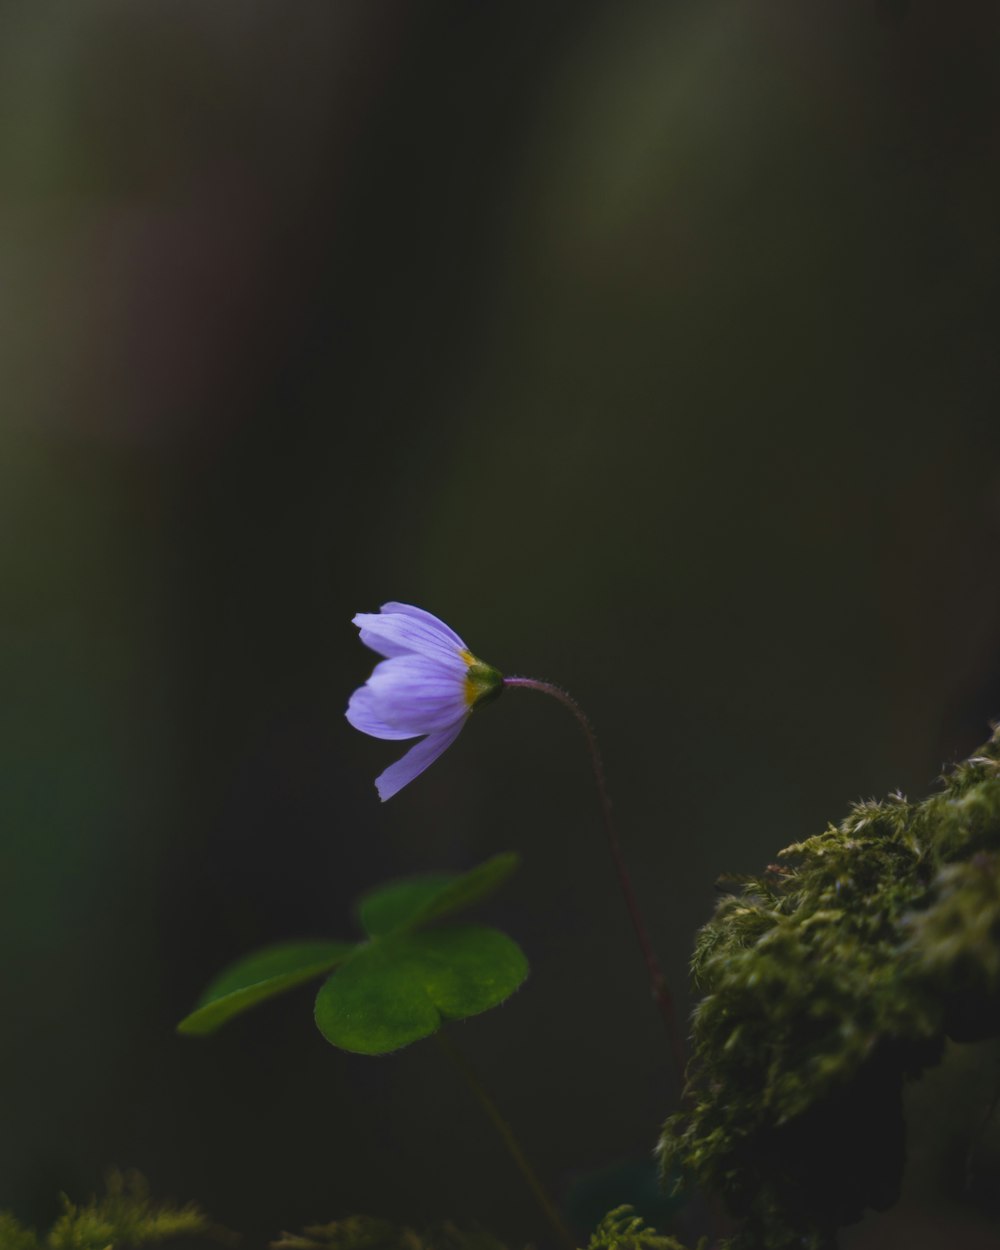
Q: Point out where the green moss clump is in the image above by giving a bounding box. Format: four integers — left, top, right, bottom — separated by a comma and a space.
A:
659, 726, 1000, 1250
271, 1207, 696, 1250
585, 1205, 697, 1250
0, 1171, 213, 1250
270, 1216, 508, 1250
0, 1212, 42, 1250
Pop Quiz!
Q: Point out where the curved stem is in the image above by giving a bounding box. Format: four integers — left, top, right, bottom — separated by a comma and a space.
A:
504, 676, 686, 1088
435, 1029, 575, 1250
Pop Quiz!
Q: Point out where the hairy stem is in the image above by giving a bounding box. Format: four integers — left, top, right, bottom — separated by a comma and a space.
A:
504, 676, 686, 1088
434, 1029, 575, 1250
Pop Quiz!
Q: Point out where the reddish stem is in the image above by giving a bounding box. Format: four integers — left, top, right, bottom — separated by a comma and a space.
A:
504, 676, 686, 1089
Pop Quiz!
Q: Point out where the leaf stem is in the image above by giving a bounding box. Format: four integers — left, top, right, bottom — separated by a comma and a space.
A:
503, 676, 686, 1088
434, 1029, 575, 1250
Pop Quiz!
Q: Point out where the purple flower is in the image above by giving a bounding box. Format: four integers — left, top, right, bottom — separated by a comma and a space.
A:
346, 602, 503, 801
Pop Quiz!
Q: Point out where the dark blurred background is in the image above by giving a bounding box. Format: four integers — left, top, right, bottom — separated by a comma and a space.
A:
3, 2, 1000, 1246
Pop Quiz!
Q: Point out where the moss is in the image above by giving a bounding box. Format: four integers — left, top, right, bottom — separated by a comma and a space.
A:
270, 1215, 529, 1250
659, 726, 1000, 1250
0, 1212, 42, 1250
51, 1172, 212, 1250
271, 1207, 696, 1250
585, 1205, 697, 1250
0, 1172, 214, 1250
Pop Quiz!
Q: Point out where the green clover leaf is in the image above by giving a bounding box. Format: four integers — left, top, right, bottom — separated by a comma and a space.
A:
356, 852, 519, 936
177, 941, 355, 1036
314, 925, 529, 1054
177, 853, 527, 1050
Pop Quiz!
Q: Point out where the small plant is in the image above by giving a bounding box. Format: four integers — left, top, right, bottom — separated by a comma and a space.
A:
178, 603, 681, 1250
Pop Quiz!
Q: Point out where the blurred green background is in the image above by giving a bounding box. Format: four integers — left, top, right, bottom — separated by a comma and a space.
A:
3, 2, 1000, 1246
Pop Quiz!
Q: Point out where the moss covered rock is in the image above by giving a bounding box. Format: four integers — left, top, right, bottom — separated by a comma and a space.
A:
660, 727, 1000, 1250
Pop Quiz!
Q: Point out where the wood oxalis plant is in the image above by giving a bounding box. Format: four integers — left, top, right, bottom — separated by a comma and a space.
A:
179, 603, 683, 1250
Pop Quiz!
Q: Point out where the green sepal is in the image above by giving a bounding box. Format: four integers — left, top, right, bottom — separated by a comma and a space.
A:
356, 852, 519, 937
466, 658, 504, 708
313, 925, 528, 1054
178, 940, 355, 1036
